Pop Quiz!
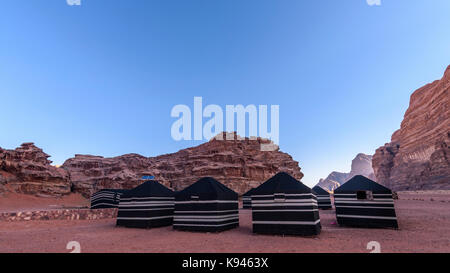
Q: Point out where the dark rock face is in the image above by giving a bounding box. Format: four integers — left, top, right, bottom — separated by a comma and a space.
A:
316, 153, 375, 192
0, 143, 71, 196
62, 133, 304, 197
373, 66, 450, 191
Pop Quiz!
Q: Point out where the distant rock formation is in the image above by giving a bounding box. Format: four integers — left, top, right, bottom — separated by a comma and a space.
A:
373, 66, 450, 191
62, 132, 303, 197
0, 143, 71, 196
316, 172, 348, 193
316, 153, 375, 192
349, 153, 376, 179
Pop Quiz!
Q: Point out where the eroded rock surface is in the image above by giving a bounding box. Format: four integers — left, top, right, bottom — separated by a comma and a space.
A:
62, 133, 303, 197
316, 153, 375, 192
0, 143, 71, 196
373, 66, 450, 190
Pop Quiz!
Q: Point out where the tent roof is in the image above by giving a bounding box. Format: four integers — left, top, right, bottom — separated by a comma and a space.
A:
243, 188, 256, 196
251, 172, 312, 195
175, 177, 237, 200
122, 180, 174, 198
334, 175, 392, 193
312, 186, 330, 195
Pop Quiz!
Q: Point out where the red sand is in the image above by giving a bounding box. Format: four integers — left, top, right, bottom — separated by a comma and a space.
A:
0, 191, 449, 253
0, 192, 89, 212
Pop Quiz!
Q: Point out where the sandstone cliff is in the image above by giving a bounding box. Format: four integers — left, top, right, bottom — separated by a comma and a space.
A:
372, 66, 450, 191
316, 153, 375, 192
0, 143, 71, 196
62, 132, 303, 197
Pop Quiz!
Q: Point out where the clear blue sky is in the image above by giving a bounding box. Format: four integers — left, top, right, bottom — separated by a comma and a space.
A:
1, 1, 449, 187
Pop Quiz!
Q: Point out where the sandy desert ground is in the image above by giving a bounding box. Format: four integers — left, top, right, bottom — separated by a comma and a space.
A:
0, 191, 449, 253
0, 192, 89, 213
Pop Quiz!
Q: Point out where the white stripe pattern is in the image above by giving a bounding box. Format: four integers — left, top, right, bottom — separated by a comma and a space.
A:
252, 199, 318, 204
175, 210, 238, 214
174, 221, 239, 227
117, 215, 173, 221
336, 214, 397, 220
119, 201, 174, 206
253, 209, 318, 212
91, 203, 119, 208
174, 215, 239, 222
117, 208, 174, 211
252, 193, 313, 198
253, 220, 321, 225
120, 196, 175, 201
336, 206, 395, 209
175, 200, 238, 204
335, 200, 394, 204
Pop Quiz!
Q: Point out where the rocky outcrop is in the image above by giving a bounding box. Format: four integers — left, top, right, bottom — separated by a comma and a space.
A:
373, 66, 450, 191
62, 154, 153, 198
316, 172, 348, 192
349, 153, 375, 179
0, 143, 71, 196
62, 132, 303, 197
316, 153, 375, 192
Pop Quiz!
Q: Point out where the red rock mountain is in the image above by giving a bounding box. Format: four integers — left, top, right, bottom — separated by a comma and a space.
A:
62, 132, 303, 197
316, 153, 376, 192
0, 143, 71, 196
372, 66, 450, 191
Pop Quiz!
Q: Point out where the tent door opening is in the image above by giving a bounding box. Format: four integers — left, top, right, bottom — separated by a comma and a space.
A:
356, 190, 373, 200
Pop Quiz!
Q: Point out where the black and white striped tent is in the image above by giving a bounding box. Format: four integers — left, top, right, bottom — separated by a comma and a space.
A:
252, 172, 321, 236
312, 186, 332, 210
90, 189, 128, 209
173, 177, 239, 232
334, 175, 398, 229
116, 180, 175, 228
242, 188, 255, 209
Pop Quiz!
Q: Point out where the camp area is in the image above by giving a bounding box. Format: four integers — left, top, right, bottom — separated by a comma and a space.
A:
1, 189, 449, 252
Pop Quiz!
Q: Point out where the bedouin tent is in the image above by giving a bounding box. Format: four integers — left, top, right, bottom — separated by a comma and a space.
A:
90, 189, 129, 209
173, 177, 239, 232
334, 175, 398, 229
312, 186, 332, 210
116, 180, 175, 228
242, 188, 256, 209
251, 172, 321, 236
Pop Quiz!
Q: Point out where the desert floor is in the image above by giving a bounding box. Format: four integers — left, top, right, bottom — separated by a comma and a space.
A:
0, 191, 449, 253
0, 192, 89, 212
